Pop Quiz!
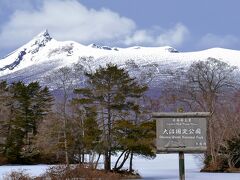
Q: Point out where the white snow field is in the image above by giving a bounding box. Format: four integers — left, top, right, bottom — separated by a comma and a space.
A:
1, 30, 240, 87
0, 154, 239, 179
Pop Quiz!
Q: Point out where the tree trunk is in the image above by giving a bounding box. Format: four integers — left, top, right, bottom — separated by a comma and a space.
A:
104, 150, 111, 171
82, 152, 85, 163
114, 150, 126, 169
115, 151, 130, 171
63, 89, 69, 167
104, 98, 112, 171
94, 153, 101, 169
129, 151, 134, 172
63, 118, 69, 166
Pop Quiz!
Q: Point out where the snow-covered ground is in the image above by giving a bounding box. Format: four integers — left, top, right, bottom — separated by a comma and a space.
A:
0, 154, 239, 179
132, 154, 240, 180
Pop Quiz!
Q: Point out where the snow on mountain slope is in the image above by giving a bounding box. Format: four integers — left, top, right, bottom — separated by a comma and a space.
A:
1, 30, 240, 87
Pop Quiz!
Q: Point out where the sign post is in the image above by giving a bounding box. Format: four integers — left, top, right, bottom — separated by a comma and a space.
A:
179, 151, 185, 180
153, 112, 210, 180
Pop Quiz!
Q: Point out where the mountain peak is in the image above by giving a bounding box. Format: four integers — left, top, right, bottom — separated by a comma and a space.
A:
34, 29, 52, 41
26, 30, 52, 55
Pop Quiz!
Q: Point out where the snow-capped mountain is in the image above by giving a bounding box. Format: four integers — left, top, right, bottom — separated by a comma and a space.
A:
1, 30, 240, 88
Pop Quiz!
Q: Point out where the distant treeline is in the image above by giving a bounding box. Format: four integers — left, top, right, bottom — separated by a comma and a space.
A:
0, 58, 239, 172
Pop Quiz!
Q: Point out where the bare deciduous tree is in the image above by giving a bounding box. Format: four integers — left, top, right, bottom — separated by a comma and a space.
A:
44, 63, 84, 166
162, 58, 239, 169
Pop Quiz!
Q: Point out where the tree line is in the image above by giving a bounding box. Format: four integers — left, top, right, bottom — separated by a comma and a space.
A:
0, 63, 155, 173
0, 58, 239, 172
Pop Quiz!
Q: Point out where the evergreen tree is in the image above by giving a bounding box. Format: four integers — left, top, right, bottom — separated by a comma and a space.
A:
82, 107, 101, 154
4, 81, 53, 163
0, 81, 10, 157
113, 120, 156, 172
74, 64, 147, 171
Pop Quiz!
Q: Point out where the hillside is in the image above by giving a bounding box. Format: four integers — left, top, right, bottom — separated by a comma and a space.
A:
1, 30, 240, 88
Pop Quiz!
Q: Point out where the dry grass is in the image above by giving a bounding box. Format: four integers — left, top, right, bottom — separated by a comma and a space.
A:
39, 165, 121, 180
3, 170, 32, 180
3, 165, 142, 179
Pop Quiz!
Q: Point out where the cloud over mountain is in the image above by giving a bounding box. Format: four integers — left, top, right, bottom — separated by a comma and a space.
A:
0, 0, 188, 49
124, 23, 189, 47
0, 0, 136, 48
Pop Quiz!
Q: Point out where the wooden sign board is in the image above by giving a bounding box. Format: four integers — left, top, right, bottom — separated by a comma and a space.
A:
153, 112, 210, 153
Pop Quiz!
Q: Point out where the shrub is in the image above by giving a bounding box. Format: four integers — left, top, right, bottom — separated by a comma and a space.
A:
40, 165, 120, 180
3, 170, 31, 180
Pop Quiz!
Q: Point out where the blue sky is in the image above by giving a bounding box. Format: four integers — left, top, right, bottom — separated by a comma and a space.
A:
0, 0, 240, 57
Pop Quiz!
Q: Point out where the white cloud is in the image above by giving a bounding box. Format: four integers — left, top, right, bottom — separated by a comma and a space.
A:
156, 23, 189, 47
0, 0, 136, 48
0, 0, 189, 49
198, 33, 239, 49
124, 30, 154, 46
124, 23, 189, 47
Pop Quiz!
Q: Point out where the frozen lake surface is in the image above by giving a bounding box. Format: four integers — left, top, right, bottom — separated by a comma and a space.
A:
0, 154, 239, 180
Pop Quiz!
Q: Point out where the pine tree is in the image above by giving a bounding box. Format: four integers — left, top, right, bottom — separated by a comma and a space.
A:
113, 120, 156, 172
4, 81, 53, 163
0, 81, 10, 157
74, 64, 147, 171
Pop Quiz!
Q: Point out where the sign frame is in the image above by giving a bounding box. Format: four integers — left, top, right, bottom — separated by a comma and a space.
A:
153, 112, 210, 153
